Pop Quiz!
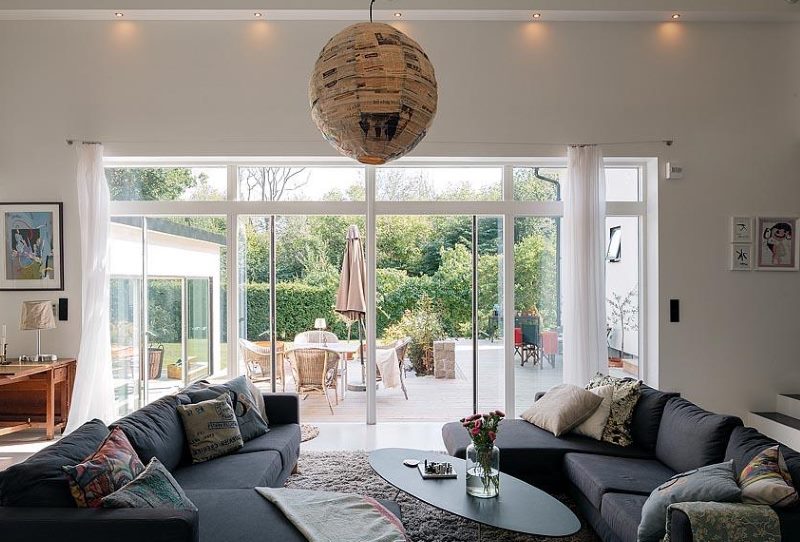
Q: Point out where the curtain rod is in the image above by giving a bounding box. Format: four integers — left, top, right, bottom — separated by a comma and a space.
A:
66, 138, 674, 147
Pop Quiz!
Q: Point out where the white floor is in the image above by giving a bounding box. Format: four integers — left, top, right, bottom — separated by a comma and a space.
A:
301, 422, 447, 453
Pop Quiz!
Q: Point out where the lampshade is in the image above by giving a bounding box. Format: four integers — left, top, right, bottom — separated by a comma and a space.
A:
314, 318, 327, 330
309, 22, 438, 165
20, 300, 56, 331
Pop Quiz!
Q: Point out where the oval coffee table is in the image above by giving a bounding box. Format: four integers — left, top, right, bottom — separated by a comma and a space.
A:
369, 448, 581, 540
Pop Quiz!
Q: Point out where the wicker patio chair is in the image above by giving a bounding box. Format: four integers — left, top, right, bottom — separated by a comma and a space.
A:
287, 347, 340, 415
147, 345, 164, 380
239, 338, 286, 391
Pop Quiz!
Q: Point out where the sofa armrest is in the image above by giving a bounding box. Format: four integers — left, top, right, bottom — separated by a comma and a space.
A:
668, 509, 694, 542
263, 392, 300, 425
0, 507, 198, 542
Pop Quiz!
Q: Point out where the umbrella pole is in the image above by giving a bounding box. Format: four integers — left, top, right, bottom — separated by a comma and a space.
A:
347, 315, 368, 392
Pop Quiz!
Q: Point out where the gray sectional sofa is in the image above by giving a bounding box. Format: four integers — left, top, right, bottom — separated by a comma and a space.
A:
443, 385, 800, 542
0, 390, 400, 542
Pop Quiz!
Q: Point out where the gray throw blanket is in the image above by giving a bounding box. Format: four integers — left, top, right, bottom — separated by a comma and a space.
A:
664, 501, 781, 542
256, 487, 409, 542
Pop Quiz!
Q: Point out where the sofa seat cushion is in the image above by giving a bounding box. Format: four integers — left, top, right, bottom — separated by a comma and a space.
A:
112, 395, 188, 471
601, 492, 648, 542
172, 450, 282, 490
236, 424, 300, 472
655, 397, 742, 474
442, 419, 652, 485
0, 419, 109, 507
186, 489, 401, 542
565, 453, 676, 508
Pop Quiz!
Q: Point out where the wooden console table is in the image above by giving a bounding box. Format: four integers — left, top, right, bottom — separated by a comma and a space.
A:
0, 359, 77, 440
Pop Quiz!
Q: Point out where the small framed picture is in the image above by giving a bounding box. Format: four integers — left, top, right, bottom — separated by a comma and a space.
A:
731, 217, 753, 243
755, 217, 798, 271
1, 202, 64, 291
730, 244, 752, 271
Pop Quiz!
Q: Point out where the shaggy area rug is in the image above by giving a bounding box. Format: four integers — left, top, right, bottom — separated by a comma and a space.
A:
285, 451, 599, 542
300, 424, 320, 442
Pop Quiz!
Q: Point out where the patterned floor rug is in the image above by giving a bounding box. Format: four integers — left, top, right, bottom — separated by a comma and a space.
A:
285, 451, 599, 542
300, 424, 320, 442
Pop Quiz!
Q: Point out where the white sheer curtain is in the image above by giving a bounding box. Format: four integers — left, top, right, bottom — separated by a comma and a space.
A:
66, 143, 115, 432
562, 145, 607, 386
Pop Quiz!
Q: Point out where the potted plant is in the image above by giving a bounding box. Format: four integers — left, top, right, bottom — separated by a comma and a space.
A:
606, 286, 638, 368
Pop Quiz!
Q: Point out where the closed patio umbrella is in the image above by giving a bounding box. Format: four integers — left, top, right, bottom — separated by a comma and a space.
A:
335, 225, 368, 391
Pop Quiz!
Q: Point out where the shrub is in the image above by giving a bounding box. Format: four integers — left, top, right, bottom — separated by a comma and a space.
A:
384, 295, 445, 375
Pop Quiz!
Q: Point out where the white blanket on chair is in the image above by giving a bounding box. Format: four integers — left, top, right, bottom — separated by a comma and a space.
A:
375, 348, 401, 389
256, 487, 408, 542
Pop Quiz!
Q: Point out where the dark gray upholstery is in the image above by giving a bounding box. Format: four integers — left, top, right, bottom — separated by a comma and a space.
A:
564, 454, 675, 508
237, 424, 300, 473
187, 489, 401, 542
263, 393, 301, 426
442, 419, 651, 486
655, 397, 742, 473
600, 493, 647, 542
172, 450, 283, 490
0, 419, 109, 507
112, 395, 188, 471
630, 386, 679, 452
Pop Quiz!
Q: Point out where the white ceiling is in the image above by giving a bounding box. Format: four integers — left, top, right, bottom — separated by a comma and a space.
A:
0, 0, 798, 21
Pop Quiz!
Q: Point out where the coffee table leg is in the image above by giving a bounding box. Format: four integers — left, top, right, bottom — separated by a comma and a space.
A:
477, 523, 481, 542
393, 488, 402, 501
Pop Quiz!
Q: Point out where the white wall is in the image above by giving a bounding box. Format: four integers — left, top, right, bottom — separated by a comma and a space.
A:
1, 19, 798, 418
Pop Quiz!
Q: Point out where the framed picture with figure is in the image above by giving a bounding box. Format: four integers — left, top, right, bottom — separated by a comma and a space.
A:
755, 217, 798, 271
0, 202, 64, 290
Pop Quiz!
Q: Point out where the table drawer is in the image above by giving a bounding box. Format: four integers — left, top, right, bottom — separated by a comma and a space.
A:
53, 367, 67, 382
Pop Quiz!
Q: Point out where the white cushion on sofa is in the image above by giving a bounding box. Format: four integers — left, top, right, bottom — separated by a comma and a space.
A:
572, 384, 614, 440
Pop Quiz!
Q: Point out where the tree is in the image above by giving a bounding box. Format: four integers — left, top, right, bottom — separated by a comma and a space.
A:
106, 168, 198, 201
239, 167, 308, 201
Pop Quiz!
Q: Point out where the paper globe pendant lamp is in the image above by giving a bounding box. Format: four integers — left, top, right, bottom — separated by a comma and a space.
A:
309, 22, 438, 165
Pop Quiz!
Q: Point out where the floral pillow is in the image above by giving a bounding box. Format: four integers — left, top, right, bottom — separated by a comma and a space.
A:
586, 373, 641, 447
102, 457, 197, 511
739, 445, 799, 507
62, 426, 145, 508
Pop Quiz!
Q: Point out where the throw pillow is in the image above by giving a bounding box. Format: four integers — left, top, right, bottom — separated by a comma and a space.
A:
177, 393, 244, 463
102, 457, 197, 511
572, 384, 614, 440
586, 373, 641, 447
521, 384, 603, 437
62, 426, 145, 508
178, 376, 269, 442
637, 460, 742, 542
245, 377, 267, 422
739, 445, 799, 508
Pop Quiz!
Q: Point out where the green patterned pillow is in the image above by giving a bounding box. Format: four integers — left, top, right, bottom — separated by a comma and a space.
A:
177, 393, 244, 463
102, 458, 196, 511
586, 373, 641, 447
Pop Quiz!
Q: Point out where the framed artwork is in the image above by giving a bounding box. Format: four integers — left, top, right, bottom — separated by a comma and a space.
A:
756, 216, 798, 271
730, 244, 752, 271
731, 216, 753, 243
0, 203, 64, 291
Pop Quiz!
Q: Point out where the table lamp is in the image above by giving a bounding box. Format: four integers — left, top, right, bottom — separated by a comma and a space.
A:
314, 318, 327, 346
20, 300, 57, 362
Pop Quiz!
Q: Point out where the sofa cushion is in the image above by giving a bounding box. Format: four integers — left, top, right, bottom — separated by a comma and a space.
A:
112, 395, 187, 471
587, 374, 641, 447
725, 426, 800, 489
655, 397, 742, 473
0, 419, 109, 507
171, 450, 282, 490
442, 419, 652, 486
631, 385, 679, 452
564, 453, 676, 508
572, 384, 614, 441
178, 376, 269, 442
601, 492, 648, 542
236, 424, 300, 473
185, 489, 402, 542
102, 458, 197, 511
520, 384, 603, 436
62, 426, 145, 507
739, 445, 798, 507
177, 393, 244, 464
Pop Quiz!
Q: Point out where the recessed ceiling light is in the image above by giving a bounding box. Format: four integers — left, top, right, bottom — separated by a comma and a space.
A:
532, 13, 542, 20
114, 12, 124, 17
394, 12, 402, 18
671, 13, 681, 19
254, 12, 263, 18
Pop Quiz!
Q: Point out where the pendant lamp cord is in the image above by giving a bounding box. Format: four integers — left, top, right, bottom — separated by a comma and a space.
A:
369, 0, 375, 22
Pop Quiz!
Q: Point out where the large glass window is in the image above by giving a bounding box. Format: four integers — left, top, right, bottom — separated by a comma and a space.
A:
107, 167, 226, 201
238, 167, 364, 201
376, 167, 502, 201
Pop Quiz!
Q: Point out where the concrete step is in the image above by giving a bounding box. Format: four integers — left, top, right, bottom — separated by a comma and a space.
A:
747, 411, 800, 451
777, 394, 800, 420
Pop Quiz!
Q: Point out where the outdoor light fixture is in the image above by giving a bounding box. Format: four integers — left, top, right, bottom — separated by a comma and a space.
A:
671, 13, 681, 19
394, 12, 402, 17
254, 12, 263, 18
532, 13, 542, 19
114, 12, 124, 17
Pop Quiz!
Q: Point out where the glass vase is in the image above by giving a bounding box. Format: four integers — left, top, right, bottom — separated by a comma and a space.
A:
465, 443, 500, 498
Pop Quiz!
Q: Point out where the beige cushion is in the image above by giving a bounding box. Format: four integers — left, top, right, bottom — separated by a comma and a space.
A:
521, 384, 603, 437
572, 384, 614, 440
177, 393, 243, 463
